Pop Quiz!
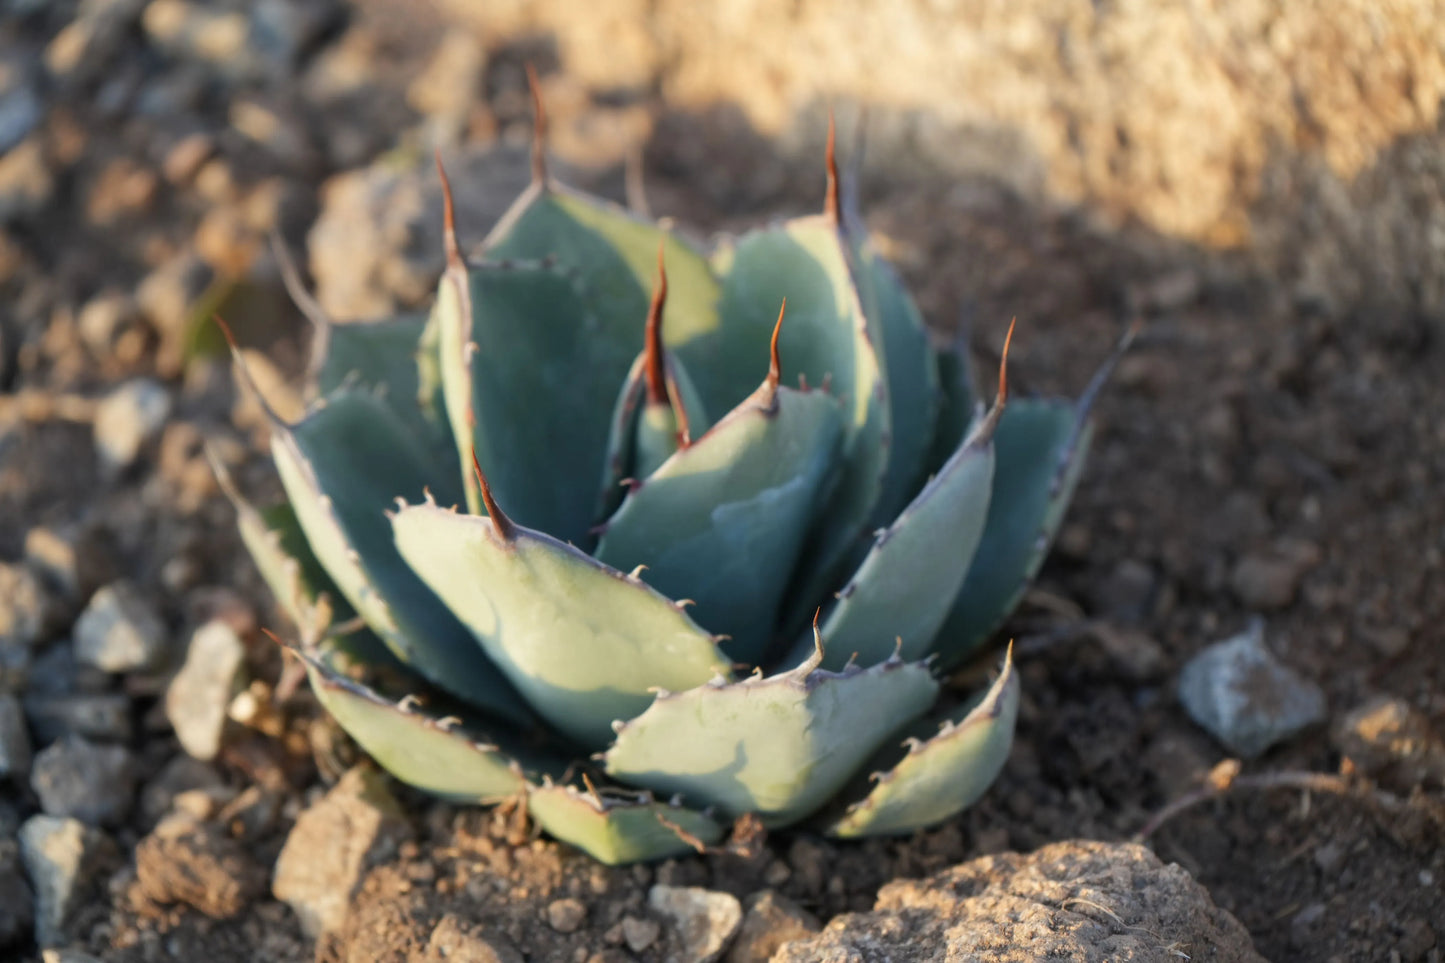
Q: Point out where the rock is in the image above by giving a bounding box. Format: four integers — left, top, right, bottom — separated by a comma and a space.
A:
308, 145, 532, 319
547, 896, 587, 933
135, 816, 265, 918
726, 891, 818, 963
248, 0, 344, 71
18, 815, 115, 948
1229, 541, 1321, 611
773, 840, 1262, 962
621, 916, 660, 953
648, 885, 743, 963
0, 561, 62, 649
0, 838, 33, 948
165, 620, 246, 761
1177, 620, 1326, 758
23, 692, 132, 744
93, 379, 172, 473
0, 72, 41, 153
272, 766, 411, 937
422, 917, 524, 963
73, 581, 168, 673
24, 525, 107, 600
30, 735, 136, 826
1333, 696, 1445, 790
138, 754, 227, 825
0, 137, 53, 223
1089, 559, 1157, 623
0, 693, 31, 779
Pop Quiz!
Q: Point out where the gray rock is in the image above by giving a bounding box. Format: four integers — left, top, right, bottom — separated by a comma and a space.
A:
1333, 695, 1445, 789
73, 581, 168, 673
272, 766, 410, 937
0, 838, 33, 949
30, 735, 136, 826
0, 561, 62, 650
93, 378, 172, 473
1177, 620, 1326, 759
774, 840, 1263, 963
165, 620, 246, 761
24, 526, 105, 600
0, 75, 41, 153
23, 692, 132, 744
726, 891, 819, 963
648, 885, 743, 963
0, 693, 30, 779
18, 815, 115, 948
621, 915, 660, 953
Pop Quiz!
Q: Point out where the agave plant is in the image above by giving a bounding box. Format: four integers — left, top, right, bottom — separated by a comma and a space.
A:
215, 91, 1127, 864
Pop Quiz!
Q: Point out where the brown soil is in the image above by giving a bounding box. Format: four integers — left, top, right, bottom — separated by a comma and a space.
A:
2, 3, 1442, 962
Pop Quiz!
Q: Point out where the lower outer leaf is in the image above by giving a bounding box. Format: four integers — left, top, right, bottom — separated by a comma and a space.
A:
603, 652, 939, 827
825, 649, 1019, 838
301, 644, 534, 804
527, 783, 724, 865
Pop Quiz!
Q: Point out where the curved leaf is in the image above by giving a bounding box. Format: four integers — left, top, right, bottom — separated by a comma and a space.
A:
299, 645, 532, 804
527, 783, 725, 865
796, 407, 999, 671
926, 334, 978, 477
484, 183, 722, 358
436, 260, 636, 544
598, 353, 710, 521
273, 391, 529, 722
603, 646, 938, 827
931, 399, 1092, 669
826, 648, 1018, 837
853, 247, 940, 526
594, 385, 844, 665
710, 218, 891, 623
391, 502, 733, 749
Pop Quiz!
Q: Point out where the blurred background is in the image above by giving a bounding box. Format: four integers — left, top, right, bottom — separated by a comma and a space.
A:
0, 2, 1442, 962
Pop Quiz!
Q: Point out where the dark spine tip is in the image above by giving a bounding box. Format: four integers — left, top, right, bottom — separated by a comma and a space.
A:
823, 108, 840, 225
435, 150, 463, 270
766, 298, 786, 394
526, 62, 549, 186
470, 449, 516, 543
996, 316, 1015, 409
643, 241, 669, 405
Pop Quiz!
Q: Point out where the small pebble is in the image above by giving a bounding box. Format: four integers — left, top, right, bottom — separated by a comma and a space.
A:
649, 885, 743, 963
0, 561, 62, 649
166, 620, 247, 760
621, 915, 660, 952
93, 378, 172, 473
1177, 620, 1325, 758
547, 897, 587, 934
19, 815, 115, 948
73, 581, 168, 673
30, 735, 136, 826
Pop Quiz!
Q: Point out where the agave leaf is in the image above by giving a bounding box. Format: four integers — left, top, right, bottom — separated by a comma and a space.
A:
603, 641, 939, 827
826, 648, 1018, 838
598, 350, 710, 522
795, 405, 999, 671
312, 314, 456, 469
852, 246, 941, 526
298, 643, 534, 803
594, 384, 844, 665
272, 391, 529, 722
528, 783, 725, 865
435, 260, 637, 543
391, 502, 733, 750
926, 334, 978, 476
711, 218, 891, 625
931, 399, 1092, 669
484, 183, 722, 358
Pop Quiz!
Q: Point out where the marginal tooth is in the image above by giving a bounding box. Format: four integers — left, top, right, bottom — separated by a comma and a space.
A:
436, 715, 461, 730
345, 549, 361, 564
627, 564, 648, 580
610, 719, 626, 734
318, 494, 333, 510
398, 694, 421, 713
464, 341, 479, 362
903, 737, 924, 753
674, 598, 695, 610
393, 497, 408, 511
423, 487, 436, 505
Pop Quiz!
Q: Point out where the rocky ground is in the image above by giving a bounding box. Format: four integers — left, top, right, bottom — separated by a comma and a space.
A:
1, 1, 1444, 961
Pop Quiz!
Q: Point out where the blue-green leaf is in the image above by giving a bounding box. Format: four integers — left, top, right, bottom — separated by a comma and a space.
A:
527, 782, 725, 865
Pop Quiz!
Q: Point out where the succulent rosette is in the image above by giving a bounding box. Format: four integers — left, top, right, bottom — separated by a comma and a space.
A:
216, 96, 1127, 863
